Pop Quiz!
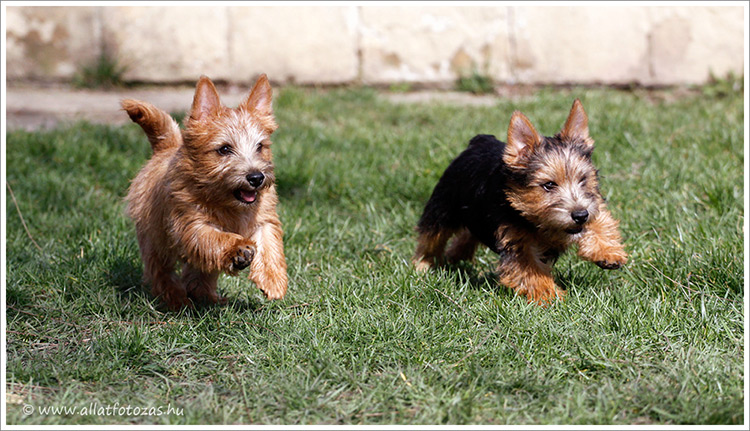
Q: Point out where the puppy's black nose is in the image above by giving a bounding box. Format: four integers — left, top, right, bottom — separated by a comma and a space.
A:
571, 210, 589, 225
246, 172, 265, 188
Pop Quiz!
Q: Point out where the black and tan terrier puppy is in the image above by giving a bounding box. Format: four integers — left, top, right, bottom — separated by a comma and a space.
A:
413, 99, 627, 304
122, 75, 287, 310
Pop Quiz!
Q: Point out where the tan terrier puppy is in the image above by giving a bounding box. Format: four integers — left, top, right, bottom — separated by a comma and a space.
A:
122, 75, 287, 310
414, 100, 627, 304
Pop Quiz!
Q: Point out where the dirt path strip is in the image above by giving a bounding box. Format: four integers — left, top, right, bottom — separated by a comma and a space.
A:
5, 85, 245, 131
6, 84, 508, 131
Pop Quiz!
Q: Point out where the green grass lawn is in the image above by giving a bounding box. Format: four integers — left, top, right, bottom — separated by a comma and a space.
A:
5, 84, 744, 425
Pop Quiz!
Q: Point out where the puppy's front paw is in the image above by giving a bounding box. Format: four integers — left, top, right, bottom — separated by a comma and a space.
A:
595, 251, 628, 270
227, 242, 256, 274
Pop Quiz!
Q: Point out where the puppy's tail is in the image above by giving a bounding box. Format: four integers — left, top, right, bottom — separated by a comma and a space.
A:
121, 99, 181, 153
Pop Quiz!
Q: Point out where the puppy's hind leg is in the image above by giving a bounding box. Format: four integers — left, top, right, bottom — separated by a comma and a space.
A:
143, 252, 189, 311
182, 264, 225, 306
413, 228, 456, 272
445, 228, 480, 264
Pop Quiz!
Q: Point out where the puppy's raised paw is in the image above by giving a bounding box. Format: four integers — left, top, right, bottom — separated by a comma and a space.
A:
228, 243, 256, 274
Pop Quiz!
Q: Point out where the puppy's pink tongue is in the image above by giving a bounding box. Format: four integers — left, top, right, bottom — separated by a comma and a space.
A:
240, 190, 257, 203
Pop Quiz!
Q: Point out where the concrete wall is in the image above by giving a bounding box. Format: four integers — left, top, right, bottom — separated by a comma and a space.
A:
5, 5, 745, 86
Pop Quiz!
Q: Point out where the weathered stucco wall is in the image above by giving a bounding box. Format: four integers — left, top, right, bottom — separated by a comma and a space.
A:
5, 5, 745, 86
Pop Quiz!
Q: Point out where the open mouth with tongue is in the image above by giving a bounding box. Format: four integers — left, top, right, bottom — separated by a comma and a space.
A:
234, 189, 258, 204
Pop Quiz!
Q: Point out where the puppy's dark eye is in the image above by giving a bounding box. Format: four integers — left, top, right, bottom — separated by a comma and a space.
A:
217, 144, 232, 156
256, 142, 264, 153
541, 181, 557, 192
579, 176, 587, 185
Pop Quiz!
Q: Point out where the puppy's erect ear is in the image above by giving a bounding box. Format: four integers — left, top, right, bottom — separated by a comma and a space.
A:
504, 111, 542, 168
189, 75, 221, 122
560, 99, 594, 148
240, 74, 277, 133
241, 74, 273, 116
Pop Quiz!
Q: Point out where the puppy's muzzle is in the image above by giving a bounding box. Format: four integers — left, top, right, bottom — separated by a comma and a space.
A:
233, 172, 265, 204
564, 210, 589, 234
246, 172, 265, 188
571, 209, 589, 225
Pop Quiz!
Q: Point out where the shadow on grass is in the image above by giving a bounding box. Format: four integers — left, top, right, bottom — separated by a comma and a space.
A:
440, 261, 511, 297
105, 256, 266, 314
222, 297, 266, 313
553, 270, 585, 295
441, 259, 586, 299
106, 256, 150, 303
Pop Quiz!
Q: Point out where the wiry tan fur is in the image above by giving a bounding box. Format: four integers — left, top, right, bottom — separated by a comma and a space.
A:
123, 75, 287, 310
